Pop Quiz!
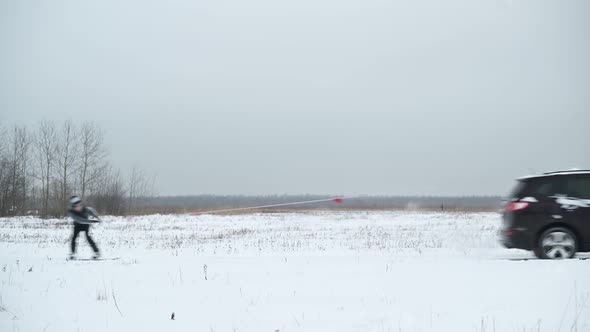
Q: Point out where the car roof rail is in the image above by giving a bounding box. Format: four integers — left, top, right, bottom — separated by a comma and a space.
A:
519, 169, 590, 180
542, 169, 590, 175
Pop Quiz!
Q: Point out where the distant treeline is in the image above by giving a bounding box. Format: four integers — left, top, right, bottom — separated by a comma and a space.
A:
131, 195, 504, 214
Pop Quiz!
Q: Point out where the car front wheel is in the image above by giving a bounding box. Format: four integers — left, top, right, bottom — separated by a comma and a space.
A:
534, 227, 577, 259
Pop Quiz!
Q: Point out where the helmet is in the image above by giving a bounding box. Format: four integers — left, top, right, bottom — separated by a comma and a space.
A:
69, 196, 82, 209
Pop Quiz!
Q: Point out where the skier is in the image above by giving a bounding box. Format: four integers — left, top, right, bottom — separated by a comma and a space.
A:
68, 196, 101, 260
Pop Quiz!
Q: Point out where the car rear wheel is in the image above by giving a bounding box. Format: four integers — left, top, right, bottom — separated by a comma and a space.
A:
534, 227, 577, 259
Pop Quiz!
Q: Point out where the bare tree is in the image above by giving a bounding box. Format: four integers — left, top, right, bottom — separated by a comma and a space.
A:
0, 123, 5, 153
55, 121, 78, 214
127, 166, 156, 214
0, 124, 8, 215
78, 122, 106, 200
0, 126, 32, 216
35, 121, 57, 218
17, 126, 32, 214
127, 167, 141, 214
91, 165, 126, 215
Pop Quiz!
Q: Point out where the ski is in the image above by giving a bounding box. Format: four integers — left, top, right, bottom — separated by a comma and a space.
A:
67, 257, 120, 261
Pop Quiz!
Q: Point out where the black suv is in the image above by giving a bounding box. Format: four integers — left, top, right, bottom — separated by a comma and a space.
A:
501, 170, 590, 259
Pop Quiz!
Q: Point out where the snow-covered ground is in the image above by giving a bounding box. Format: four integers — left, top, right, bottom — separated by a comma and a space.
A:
1, 211, 589, 332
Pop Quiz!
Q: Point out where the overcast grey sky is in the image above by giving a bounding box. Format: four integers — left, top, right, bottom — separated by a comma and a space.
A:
1, 0, 589, 196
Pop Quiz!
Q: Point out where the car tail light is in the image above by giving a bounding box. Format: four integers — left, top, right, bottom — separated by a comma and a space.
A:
506, 202, 530, 212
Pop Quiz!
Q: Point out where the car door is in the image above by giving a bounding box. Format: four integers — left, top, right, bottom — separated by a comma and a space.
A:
532, 177, 567, 222
563, 175, 590, 250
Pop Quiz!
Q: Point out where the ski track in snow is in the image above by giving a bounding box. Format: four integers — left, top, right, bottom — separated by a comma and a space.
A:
0, 211, 589, 332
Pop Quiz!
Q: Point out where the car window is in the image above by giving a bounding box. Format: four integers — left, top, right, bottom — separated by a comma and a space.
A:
567, 177, 590, 198
508, 181, 527, 198
530, 177, 568, 197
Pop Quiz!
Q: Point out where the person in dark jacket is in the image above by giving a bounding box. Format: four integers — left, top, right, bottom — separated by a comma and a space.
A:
68, 196, 101, 260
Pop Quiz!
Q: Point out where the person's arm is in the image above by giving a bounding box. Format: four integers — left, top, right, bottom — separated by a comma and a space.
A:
68, 211, 97, 224
85, 207, 101, 222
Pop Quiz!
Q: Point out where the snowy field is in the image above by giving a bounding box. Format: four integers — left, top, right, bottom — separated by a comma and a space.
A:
1, 211, 589, 332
